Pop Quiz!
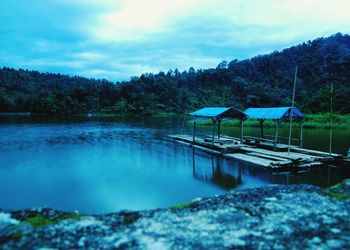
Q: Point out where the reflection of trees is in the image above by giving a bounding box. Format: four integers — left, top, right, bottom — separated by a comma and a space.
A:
192, 149, 243, 190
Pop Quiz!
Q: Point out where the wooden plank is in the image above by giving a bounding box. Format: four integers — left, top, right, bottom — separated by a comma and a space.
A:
247, 152, 292, 162
240, 147, 319, 161
225, 153, 280, 167
298, 161, 323, 168
290, 147, 342, 157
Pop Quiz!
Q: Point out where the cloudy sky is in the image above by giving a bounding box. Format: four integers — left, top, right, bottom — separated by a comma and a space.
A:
1, 0, 349, 81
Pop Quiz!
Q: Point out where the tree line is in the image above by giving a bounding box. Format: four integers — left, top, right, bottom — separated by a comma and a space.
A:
0, 33, 349, 115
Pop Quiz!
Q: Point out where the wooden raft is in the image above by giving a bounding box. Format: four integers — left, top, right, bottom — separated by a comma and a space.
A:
168, 134, 344, 170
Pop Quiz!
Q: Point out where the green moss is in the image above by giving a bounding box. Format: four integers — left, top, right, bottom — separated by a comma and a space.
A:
329, 182, 343, 190
24, 213, 84, 227
54, 213, 84, 222
322, 190, 350, 200
25, 215, 54, 227
171, 202, 192, 210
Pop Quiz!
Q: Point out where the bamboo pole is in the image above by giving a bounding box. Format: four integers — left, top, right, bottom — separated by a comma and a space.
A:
288, 66, 298, 155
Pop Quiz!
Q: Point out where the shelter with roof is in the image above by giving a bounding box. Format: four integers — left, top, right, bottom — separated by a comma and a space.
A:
191, 107, 247, 143
243, 106, 305, 149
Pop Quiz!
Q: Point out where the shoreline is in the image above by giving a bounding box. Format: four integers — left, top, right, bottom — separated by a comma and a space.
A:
1, 112, 349, 129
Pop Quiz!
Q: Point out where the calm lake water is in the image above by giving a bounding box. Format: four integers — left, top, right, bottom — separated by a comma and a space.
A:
0, 115, 349, 214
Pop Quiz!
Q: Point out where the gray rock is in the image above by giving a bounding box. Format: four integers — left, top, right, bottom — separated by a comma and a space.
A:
1, 184, 350, 249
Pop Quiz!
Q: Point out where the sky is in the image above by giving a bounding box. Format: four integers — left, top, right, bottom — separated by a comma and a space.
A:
1, 0, 350, 81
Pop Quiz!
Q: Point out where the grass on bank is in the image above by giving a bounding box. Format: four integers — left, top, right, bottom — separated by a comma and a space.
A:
194, 113, 350, 129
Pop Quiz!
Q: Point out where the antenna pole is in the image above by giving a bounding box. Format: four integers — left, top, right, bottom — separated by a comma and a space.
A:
288, 66, 298, 155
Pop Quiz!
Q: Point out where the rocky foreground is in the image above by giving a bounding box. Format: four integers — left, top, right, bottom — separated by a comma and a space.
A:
1, 182, 350, 250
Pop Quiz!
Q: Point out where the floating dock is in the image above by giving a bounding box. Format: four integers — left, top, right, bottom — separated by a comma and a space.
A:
169, 134, 348, 171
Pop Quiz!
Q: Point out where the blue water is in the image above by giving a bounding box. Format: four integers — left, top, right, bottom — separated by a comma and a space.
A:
0, 116, 349, 214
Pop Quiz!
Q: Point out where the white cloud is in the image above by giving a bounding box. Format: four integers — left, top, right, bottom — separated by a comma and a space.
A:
72, 52, 108, 61
82, 0, 350, 45
90, 0, 209, 42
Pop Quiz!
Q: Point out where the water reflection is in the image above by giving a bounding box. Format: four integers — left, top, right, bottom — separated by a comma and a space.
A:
272, 165, 350, 188
191, 149, 276, 191
191, 148, 350, 191
192, 150, 242, 190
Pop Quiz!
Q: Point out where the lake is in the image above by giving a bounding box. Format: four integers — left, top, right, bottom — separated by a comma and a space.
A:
0, 115, 349, 214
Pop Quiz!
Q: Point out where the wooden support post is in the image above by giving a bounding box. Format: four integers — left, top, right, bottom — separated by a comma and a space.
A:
192, 122, 196, 144
274, 119, 279, 150
300, 121, 303, 147
259, 119, 265, 138
217, 119, 221, 139
212, 119, 215, 145
240, 119, 244, 143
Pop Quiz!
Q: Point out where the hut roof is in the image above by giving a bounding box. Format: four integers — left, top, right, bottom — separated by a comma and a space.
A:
191, 107, 247, 120
244, 107, 304, 120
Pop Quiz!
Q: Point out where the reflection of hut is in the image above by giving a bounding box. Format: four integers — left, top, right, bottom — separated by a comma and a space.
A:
191, 107, 247, 143
244, 107, 305, 149
192, 150, 243, 190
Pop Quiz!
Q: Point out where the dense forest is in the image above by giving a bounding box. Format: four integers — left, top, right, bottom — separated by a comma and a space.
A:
1, 33, 350, 115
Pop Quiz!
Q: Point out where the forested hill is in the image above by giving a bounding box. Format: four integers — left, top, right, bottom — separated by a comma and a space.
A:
1, 33, 350, 115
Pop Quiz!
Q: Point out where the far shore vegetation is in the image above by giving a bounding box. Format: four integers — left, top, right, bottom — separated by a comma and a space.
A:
194, 113, 350, 129
1, 112, 349, 129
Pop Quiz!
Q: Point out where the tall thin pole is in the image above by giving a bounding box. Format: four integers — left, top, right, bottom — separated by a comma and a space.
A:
181, 110, 187, 134
329, 83, 333, 155
288, 66, 298, 155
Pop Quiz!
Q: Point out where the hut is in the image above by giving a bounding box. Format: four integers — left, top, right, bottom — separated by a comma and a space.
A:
191, 107, 247, 143
243, 106, 305, 149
